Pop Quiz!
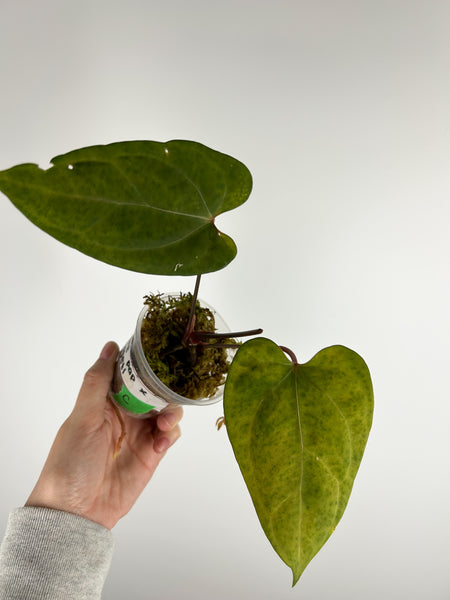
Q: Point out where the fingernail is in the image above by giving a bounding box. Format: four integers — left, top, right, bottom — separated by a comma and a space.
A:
154, 437, 171, 454
100, 341, 116, 360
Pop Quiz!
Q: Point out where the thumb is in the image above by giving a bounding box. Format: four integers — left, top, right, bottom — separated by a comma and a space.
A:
74, 341, 119, 421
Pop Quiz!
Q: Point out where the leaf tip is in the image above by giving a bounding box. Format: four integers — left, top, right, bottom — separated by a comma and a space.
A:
291, 566, 304, 587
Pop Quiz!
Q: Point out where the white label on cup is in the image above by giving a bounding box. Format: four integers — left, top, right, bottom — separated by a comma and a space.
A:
118, 339, 169, 411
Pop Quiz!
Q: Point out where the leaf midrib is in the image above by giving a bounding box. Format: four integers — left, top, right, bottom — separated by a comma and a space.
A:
248, 362, 350, 571
6, 177, 211, 222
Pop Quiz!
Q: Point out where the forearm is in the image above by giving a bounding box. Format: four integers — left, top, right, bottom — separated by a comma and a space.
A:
0, 507, 114, 600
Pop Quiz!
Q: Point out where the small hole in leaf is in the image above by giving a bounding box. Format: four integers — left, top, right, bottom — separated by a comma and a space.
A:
164, 148, 169, 155
68, 164, 74, 170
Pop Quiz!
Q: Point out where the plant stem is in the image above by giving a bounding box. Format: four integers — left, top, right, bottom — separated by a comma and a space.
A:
279, 345, 299, 365
191, 273, 202, 308
194, 328, 263, 340
181, 277, 262, 353
182, 274, 202, 346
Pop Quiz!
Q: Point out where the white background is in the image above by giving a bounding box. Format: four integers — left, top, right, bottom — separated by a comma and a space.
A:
1, 1, 449, 598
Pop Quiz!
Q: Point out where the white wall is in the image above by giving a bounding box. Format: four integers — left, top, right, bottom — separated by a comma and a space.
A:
1, 1, 449, 598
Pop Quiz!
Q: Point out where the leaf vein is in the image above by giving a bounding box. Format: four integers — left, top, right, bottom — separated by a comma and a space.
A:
109, 158, 212, 219
301, 371, 354, 465
45, 220, 210, 250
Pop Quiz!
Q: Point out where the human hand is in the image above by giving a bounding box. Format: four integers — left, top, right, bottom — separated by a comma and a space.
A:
25, 341, 183, 529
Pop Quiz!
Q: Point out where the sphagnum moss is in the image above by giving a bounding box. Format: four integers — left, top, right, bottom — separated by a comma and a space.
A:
140, 293, 236, 399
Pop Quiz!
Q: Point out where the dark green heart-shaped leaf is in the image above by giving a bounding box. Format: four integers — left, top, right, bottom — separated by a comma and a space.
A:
0, 140, 252, 275
223, 338, 373, 585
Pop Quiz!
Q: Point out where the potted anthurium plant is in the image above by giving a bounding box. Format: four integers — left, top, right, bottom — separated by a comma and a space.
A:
0, 140, 373, 586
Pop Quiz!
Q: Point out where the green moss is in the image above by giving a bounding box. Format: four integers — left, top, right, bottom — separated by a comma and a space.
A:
140, 293, 236, 399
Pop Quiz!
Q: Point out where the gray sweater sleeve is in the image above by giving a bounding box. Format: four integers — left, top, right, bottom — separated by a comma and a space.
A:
0, 507, 114, 600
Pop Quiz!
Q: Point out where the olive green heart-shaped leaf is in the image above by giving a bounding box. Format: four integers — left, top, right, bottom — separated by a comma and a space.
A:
223, 338, 373, 585
0, 140, 252, 275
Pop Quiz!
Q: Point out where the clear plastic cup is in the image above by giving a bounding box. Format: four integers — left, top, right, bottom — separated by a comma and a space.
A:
109, 295, 233, 417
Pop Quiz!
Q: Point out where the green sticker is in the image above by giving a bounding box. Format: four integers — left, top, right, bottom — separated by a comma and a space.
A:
113, 384, 155, 414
